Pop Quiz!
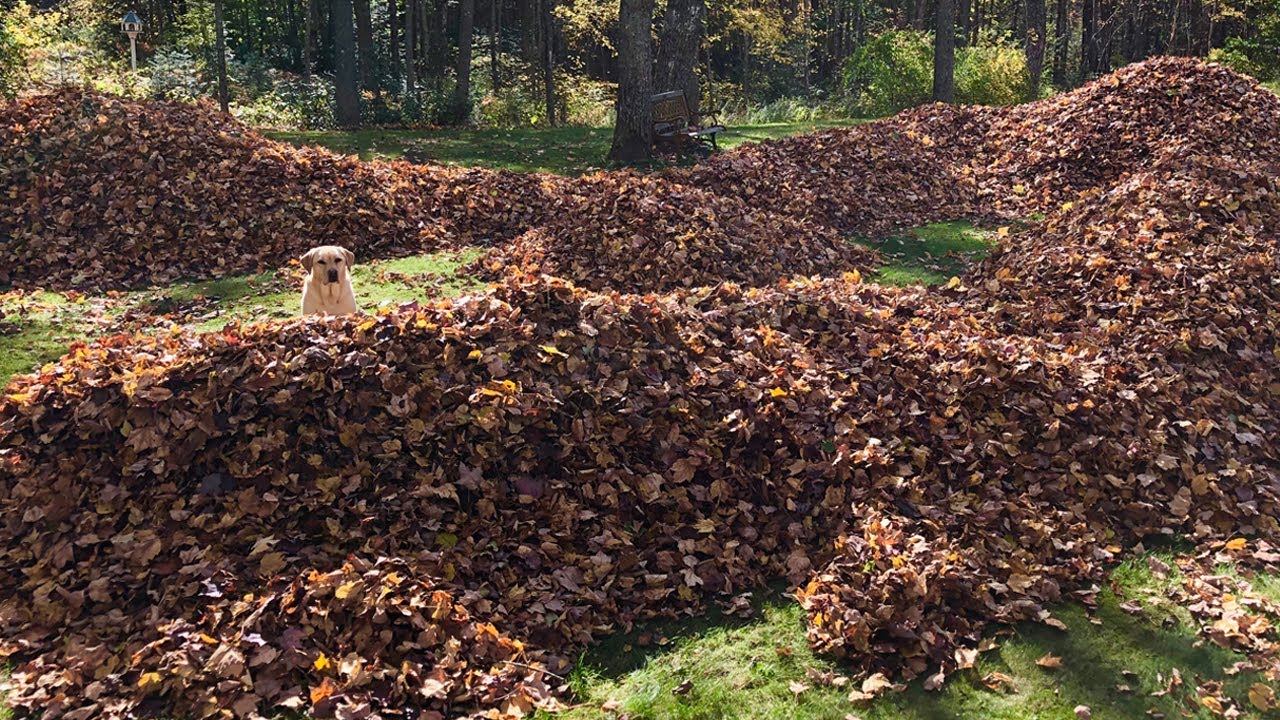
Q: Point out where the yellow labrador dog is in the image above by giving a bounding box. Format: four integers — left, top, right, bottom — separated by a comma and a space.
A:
300, 245, 359, 316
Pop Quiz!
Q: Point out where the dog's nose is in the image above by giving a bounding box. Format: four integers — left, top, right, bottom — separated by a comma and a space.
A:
327, 269, 339, 283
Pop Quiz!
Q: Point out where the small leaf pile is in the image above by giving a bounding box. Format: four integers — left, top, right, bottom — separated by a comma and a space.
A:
0, 57, 1278, 718
668, 103, 994, 235
467, 172, 875, 292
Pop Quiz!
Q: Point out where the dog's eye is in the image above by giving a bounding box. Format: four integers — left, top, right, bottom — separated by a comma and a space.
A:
317, 260, 327, 265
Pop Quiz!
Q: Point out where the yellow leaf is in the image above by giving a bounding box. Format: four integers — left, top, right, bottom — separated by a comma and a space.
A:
138, 671, 163, 690
539, 344, 567, 357
1225, 538, 1248, 551
694, 518, 716, 534
335, 581, 361, 600
313, 653, 331, 671
1249, 683, 1277, 710
770, 388, 789, 398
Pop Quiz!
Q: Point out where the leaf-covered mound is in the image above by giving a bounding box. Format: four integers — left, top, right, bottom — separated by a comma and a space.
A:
0, 90, 557, 290
676, 57, 1280, 230
976, 56, 1280, 215
668, 103, 995, 235
466, 172, 876, 292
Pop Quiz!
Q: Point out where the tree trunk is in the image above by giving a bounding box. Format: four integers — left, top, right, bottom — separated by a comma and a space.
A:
455, 0, 476, 119
1097, 0, 1113, 71
287, 0, 302, 69
1026, 0, 1046, 98
608, 0, 656, 165
1081, 0, 1096, 78
405, 0, 416, 94
543, 0, 557, 125
933, 0, 955, 102
490, 0, 501, 89
388, 0, 399, 81
1052, 0, 1069, 86
428, 0, 447, 78
417, 0, 429, 82
957, 0, 971, 45
800, 0, 811, 96
519, 0, 540, 62
214, 0, 230, 112
355, 0, 376, 92
333, 0, 362, 127
303, 0, 316, 83
654, 0, 705, 113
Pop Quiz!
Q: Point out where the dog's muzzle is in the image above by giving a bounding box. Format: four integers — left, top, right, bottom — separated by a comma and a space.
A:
327, 269, 339, 283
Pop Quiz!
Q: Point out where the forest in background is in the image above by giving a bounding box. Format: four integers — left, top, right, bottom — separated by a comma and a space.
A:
0, 0, 1277, 136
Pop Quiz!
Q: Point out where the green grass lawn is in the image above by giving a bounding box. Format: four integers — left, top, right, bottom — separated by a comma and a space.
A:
542, 556, 1278, 720
0, 250, 480, 384
268, 120, 865, 175
854, 220, 995, 286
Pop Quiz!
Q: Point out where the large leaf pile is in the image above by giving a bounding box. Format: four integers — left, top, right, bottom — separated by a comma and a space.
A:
0, 57, 1278, 718
976, 58, 1280, 215
466, 172, 875, 291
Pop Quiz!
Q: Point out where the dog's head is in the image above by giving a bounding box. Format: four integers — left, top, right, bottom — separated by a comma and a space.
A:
301, 245, 355, 285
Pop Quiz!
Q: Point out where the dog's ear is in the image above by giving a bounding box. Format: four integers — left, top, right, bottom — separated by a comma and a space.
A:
300, 248, 316, 271
342, 247, 355, 267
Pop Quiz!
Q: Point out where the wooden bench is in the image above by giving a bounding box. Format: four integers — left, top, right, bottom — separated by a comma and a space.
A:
651, 89, 725, 154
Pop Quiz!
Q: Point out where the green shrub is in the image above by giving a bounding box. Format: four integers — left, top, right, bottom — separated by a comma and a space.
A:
0, 10, 21, 97
472, 54, 612, 127
141, 48, 203, 102
1208, 37, 1279, 82
843, 29, 1034, 114
956, 38, 1030, 105
843, 30, 934, 116
231, 75, 337, 129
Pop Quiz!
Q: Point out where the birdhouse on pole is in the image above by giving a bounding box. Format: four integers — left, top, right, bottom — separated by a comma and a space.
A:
121, 10, 142, 71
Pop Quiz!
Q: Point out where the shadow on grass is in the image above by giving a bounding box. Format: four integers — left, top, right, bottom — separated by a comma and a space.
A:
544, 558, 1276, 720
854, 220, 996, 287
